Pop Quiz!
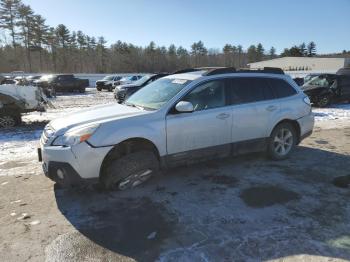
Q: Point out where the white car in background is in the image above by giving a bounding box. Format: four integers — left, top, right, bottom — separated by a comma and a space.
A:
114, 75, 143, 87
39, 67, 314, 190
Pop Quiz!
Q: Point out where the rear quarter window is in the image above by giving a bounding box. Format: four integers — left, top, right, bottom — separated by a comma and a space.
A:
230, 77, 274, 104
269, 78, 297, 98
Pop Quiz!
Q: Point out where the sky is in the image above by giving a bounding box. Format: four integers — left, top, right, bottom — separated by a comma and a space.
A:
24, 0, 350, 54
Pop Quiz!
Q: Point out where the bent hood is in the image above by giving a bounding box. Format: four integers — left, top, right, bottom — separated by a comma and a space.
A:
49, 103, 148, 134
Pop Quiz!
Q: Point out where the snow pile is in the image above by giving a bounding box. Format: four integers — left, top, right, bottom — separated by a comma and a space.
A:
313, 104, 350, 121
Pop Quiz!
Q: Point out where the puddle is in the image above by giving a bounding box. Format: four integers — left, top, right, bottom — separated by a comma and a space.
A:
240, 186, 300, 208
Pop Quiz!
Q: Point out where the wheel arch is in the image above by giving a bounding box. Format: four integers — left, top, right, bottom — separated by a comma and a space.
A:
270, 119, 301, 144
99, 137, 161, 181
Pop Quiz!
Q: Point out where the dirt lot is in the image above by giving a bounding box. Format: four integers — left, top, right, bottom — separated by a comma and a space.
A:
1, 89, 350, 261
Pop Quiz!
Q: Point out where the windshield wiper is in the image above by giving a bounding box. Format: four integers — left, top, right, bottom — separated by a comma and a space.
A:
124, 102, 155, 111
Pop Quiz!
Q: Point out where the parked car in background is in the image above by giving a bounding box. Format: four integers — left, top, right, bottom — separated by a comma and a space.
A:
114, 75, 143, 87
95, 75, 122, 92
0, 76, 16, 85
34, 74, 89, 95
302, 68, 350, 107
114, 73, 169, 103
0, 84, 49, 128
26, 75, 42, 85
39, 67, 314, 190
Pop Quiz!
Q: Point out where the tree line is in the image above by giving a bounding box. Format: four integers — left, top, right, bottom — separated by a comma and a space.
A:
0, 0, 324, 74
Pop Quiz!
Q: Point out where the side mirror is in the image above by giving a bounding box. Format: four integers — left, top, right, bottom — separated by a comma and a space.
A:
175, 101, 194, 113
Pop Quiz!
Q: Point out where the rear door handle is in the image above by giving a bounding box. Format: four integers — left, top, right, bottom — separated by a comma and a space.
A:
216, 113, 230, 120
266, 105, 277, 112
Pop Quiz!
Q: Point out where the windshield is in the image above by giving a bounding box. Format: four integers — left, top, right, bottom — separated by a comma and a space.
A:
304, 75, 334, 87
125, 78, 191, 110
132, 75, 153, 85
103, 75, 115, 81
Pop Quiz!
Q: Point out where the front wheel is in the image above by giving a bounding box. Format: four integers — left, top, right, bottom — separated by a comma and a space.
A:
0, 112, 21, 128
317, 95, 331, 107
267, 123, 296, 160
102, 151, 159, 191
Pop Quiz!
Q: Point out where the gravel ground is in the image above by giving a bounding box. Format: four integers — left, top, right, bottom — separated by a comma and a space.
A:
0, 88, 350, 261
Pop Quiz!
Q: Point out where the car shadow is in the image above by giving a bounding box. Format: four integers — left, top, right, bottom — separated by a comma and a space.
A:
53, 145, 350, 261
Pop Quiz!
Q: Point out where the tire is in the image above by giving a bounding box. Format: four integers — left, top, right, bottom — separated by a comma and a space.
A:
0, 112, 21, 128
102, 151, 159, 190
79, 88, 85, 93
267, 122, 296, 160
108, 86, 113, 92
97, 88, 102, 91
317, 95, 331, 107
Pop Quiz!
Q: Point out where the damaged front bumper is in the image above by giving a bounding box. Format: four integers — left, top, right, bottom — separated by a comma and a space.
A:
39, 141, 112, 187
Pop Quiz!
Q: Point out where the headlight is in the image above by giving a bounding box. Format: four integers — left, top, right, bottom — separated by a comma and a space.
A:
52, 124, 100, 146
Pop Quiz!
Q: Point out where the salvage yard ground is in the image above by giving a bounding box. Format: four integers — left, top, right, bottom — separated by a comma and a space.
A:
1, 88, 350, 261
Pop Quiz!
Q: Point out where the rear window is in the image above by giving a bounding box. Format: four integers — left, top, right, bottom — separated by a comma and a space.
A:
269, 78, 297, 98
230, 77, 274, 104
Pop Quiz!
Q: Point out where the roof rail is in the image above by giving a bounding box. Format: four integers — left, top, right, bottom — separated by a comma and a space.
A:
173, 66, 284, 76
203, 67, 237, 76
172, 68, 202, 74
238, 67, 284, 74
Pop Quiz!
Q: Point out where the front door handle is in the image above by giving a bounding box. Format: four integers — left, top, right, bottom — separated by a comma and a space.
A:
216, 113, 230, 120
266, 105, 277, 112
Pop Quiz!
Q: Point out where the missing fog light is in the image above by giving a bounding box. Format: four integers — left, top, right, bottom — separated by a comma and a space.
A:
57, 169, 65, 180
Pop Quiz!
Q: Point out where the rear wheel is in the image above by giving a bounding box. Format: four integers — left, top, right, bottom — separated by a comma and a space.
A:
268, 123, 296, 160
102, 151, 159, 190
97, 87, 102, 91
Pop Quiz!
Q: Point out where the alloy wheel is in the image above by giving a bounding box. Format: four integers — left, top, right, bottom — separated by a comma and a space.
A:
0, 115, 16, 128
273, 128, 293, 157
118, 169, 153, 190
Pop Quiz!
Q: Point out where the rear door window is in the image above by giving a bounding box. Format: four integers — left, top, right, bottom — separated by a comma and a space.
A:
230, 77, 274, 104
269, 78, 297, 98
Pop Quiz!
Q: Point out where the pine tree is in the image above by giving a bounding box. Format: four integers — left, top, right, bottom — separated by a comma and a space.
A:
247, 45, 257, 63
269, 47, 276, 59
299, 42, 307, 56
32, 14, 48, 71
307, 41, 316, 57
17, 3, 34, 71
256, 43, 264, 61
0, 0, 21, 48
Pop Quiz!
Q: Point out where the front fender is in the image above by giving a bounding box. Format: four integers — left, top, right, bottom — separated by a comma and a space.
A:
87, 115, 166, 156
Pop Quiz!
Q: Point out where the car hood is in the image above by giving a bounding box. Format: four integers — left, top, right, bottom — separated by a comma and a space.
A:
50, 103, 148, 135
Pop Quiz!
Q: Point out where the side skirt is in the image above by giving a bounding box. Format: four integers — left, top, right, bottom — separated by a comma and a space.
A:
161, 138, 268, 169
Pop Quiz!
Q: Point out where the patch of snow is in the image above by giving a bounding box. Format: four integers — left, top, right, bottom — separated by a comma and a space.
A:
313, 103, 350, 129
